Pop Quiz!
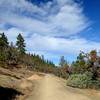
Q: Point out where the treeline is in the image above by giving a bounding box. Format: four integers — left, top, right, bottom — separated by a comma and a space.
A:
0, 33, 55, 73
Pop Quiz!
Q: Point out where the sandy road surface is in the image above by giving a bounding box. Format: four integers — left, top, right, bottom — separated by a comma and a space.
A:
25, 74, 100, 100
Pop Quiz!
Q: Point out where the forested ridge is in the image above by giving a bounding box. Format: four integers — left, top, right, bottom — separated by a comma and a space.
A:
0, 33, 55, 72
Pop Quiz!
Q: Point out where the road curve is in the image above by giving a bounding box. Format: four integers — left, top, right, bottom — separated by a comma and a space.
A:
25, 74, 99, 100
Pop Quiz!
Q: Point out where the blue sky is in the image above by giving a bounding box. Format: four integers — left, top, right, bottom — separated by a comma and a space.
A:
0, 0, 100, 65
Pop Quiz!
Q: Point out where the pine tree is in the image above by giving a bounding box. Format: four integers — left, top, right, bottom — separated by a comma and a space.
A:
7, 42, 18, 65
16, 34, 26, 55
0, 33, 9, 49
59, 56, 66, 67
0, 33, 9, 62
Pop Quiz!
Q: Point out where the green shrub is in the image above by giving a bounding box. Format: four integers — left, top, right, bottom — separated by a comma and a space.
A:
67, 72, 93, 88
88, 80, 100, 89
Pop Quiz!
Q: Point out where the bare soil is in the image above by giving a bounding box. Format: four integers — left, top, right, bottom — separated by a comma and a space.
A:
24, 74, 100, 100
0, 67, 100, 100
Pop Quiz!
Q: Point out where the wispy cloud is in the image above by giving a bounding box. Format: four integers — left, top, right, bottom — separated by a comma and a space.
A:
26, 34, 100, 64
26, 34, 100, 55
0, 0, 97, 63
0, 0, 89, 36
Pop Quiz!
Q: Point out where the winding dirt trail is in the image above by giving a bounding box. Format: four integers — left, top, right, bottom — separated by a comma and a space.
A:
25, 74, 100, 100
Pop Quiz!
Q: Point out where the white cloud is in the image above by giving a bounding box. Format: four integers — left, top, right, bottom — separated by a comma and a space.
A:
0, 0, 46, 16
0, 0, 98, 64
24, 34, 100, 63
0, 27, 100, 63
26, 34, 100, 55
0, 28, 28, 43
0, 0, 89, 36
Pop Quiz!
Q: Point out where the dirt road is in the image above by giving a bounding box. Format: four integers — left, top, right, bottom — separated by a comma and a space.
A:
25, 74, 100, 100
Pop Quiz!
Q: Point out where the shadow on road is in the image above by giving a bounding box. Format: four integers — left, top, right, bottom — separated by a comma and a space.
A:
0, 86, 22, 100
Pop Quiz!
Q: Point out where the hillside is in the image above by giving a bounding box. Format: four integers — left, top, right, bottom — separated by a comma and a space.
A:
26, 74, 100, 100
0, 33, 100, 100
0, 67, 100, 100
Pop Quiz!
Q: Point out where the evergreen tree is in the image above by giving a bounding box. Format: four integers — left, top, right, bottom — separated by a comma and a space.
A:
59, 56, 66, 67
0, 33, 9, 62
7, 42, 19, 65
16, 34, 26, 54
0, 33, 9, 49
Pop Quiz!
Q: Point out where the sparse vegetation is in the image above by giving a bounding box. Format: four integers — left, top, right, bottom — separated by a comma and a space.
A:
67, 72, 93, 88
67, 50, 100, 89
1, 32, 100, 90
